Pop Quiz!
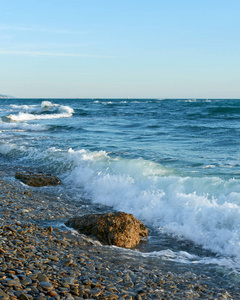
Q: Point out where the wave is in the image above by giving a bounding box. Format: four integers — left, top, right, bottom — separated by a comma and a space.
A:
0, 142, 16, 155
10, 104, 38, 111
2, 142, 240, 265
61, 149, 240, 263
0, 119, 46, 131
5, 101, 74, 121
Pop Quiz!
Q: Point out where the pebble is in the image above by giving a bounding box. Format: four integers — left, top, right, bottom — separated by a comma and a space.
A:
18, 294, 30, 300
37, 274, 49, 283
48, 291, 58, 297
0, 178, 238, 299
0, 288, 9, 299
20, 276, 32, 286
39, 282, 53, 291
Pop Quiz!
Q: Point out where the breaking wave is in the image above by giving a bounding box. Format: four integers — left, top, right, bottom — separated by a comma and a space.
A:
5, 101, 74, 121
61, 148, 240, 265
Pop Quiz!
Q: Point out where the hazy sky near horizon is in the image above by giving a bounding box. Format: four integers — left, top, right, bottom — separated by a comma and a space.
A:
0, 0, 239, 98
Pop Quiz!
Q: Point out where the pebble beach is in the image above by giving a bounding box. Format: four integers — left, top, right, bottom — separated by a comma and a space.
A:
0, 172, 238, 300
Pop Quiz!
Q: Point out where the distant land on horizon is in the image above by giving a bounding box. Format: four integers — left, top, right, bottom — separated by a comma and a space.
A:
0, 94, 13, 99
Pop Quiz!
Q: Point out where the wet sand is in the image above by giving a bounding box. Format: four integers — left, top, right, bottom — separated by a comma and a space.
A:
0, 175, 237, 299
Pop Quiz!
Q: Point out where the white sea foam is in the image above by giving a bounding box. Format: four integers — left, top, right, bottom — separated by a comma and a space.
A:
181, 99, 197, 102
0, 143, 16, 155
141, 249, 199, 263
102, 101, 113, 105
139, 249, 240, 269
202, 165, 216, 169
7, 111, 70, 121
62, 148, 240, 263
41, 101, 59, 108
0, 120, 45, 131
6, 101, 74, 121
10, 104, 38, 110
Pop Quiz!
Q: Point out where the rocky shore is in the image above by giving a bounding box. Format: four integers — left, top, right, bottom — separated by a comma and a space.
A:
0, 177, 237, 299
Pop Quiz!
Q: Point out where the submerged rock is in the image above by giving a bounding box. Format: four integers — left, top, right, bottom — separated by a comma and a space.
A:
65, 211, 148, 248
15, 171, 61, 187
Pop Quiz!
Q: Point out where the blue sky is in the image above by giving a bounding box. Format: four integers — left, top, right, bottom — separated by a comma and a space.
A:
0, 0, 239, 98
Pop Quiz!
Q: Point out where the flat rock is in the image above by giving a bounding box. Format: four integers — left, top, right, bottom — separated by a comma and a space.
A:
65, 212, 148, 248
15, 172, 61, 187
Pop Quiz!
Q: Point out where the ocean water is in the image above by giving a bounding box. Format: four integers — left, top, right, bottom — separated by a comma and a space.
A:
1, 98, 240, 284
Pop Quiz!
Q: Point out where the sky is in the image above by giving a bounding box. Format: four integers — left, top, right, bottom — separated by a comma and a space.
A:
0, 0, 239, 98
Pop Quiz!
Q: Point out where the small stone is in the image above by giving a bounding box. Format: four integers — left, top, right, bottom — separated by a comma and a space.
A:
18, 294, 29, 300
4, 278, 21, 287
37, 274, 49, 282
0, 248, 6, 254
90, 289, 102, 297
63, 294, 74, 300
0, 288, 9, 299
82, 279, 92, 286
48, 291, 58, 297
29, 286, 39, 293
63, 259, 73, 266
39, 281, 53, 291
62, 277, 75, 285
137, 290, 147, 297
70, 287, 79, 296
47, 255, 59, 262
48, 226, 53, 233
20, 276, 32, 286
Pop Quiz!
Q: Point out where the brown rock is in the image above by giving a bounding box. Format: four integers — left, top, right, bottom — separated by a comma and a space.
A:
15, 172, 61, 187
65, 212, 148, 248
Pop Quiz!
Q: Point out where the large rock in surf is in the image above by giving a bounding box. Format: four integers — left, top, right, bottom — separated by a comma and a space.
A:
65, 211, 148, 248
15, 171, 61, 187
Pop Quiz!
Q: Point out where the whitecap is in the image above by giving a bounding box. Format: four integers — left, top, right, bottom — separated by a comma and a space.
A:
5, 101, 74, 121
0, 143, 16, 155
62, 148, 240, 263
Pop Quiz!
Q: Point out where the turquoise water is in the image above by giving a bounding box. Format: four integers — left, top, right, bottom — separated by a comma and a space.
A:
1, 98, 240, 280
1, 98, 240, 178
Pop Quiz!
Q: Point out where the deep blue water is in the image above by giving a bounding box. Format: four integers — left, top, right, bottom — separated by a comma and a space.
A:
1, 98, 240, 280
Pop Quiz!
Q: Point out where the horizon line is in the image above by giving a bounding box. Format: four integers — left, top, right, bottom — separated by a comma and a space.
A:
2, 96, 240, 100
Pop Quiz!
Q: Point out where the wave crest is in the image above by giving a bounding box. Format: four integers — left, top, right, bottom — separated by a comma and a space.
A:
62, 149, 240, 262
5, 101, 74, 121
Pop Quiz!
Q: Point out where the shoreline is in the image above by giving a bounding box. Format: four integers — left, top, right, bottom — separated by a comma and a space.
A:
0, 175, 237, 299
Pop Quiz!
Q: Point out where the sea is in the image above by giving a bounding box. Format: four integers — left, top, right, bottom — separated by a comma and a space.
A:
1, 98, 240, 290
